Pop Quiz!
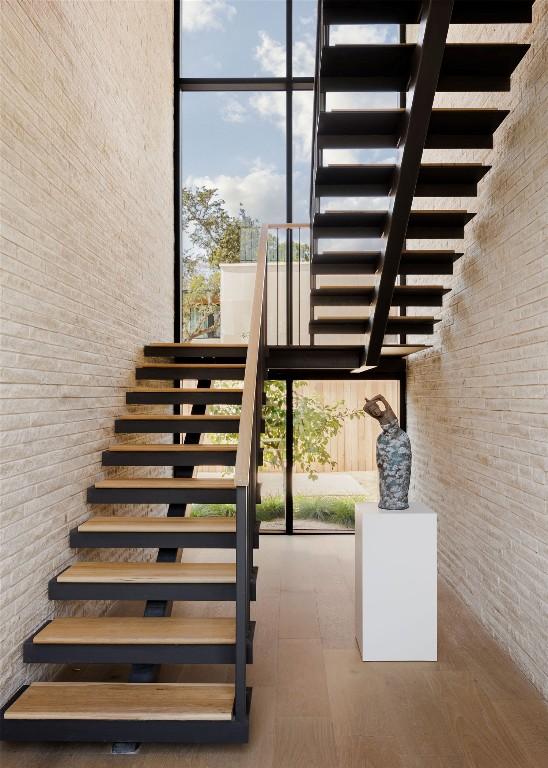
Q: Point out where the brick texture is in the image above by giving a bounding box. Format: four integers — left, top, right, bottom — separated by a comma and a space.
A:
406, 7, 548, 697
0, 0, 174, 702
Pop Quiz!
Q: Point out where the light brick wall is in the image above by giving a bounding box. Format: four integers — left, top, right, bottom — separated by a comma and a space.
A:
0, 0, 174, 702
407, 6, 548, 697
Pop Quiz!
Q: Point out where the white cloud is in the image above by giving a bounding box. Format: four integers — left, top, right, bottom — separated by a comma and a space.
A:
255, 30, 314, 78
322, 196, 388, 212
329, 24, 395, 45
221, 97, 248, 124
294, 37, 315, 76
185, 161, 285, 223
255, 31, 285, 76
250, 91, 285, 129
250, 91, 313, 164
182, 0, 236, 32
327, 92, 398, 110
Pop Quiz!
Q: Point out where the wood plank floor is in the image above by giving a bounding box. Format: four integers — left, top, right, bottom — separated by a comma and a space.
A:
1, 535, 547, 767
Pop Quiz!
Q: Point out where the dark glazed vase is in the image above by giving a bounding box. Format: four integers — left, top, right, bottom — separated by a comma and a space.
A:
376, 419, 411, 510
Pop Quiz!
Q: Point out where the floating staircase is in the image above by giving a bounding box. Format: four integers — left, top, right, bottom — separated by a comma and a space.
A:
310, 0, 534, 362
1, 342, 262, 744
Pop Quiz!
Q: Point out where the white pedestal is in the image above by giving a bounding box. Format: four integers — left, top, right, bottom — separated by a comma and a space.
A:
355, 501, 437, 661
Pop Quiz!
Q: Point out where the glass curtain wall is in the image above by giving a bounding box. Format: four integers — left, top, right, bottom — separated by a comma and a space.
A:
178, 2, 402, 532
180, 0, 315, 344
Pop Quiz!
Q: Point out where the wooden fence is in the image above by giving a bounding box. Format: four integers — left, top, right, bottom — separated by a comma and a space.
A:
184, 378, 399, 474
291, 379, 400, 473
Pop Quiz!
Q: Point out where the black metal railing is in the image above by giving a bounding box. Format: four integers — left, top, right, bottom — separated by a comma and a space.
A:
263, 224, 311, 346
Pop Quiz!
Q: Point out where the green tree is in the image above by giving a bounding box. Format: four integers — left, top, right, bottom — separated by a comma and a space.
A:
262, 380, 363, 480
182, 186, 254, 341
210, 380, 363, 483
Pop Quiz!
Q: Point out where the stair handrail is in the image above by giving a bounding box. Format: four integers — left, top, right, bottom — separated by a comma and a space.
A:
234, 223, 268, 487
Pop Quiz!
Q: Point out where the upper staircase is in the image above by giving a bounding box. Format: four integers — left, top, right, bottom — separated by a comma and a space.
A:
309, 0, 534, 364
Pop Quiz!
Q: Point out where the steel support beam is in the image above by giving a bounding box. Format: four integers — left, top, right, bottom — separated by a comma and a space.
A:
365, 0, 454, 366
285, 380, 294, 534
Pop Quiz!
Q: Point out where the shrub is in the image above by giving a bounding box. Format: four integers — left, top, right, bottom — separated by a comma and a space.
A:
190, 494, 368, 528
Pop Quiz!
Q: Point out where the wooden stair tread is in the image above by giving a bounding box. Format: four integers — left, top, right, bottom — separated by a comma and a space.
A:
32, 617, 236, 645
3, 682, 235, 721
57, 562, 236, 583
106, 444, 237, 452
78, 516, 236, 533
93, 478, 235, 489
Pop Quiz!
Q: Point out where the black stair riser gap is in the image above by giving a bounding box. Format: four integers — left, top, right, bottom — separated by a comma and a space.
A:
321, 75, 512, 93
323, 0, 421, 24
323, 1, 533, 25
406, 226, 465, 239
398, 262, 455, 275
391, 296, 446, 308
438, 75, 511, 92
102, 450, 239, 467
69, 528, 261, 550
311, 264, 379, 275
0, 686, 251, 743
315, 184, 390, 197
23, 644, 244, 665
23, 625, 255, 666
144, 355, 246, 364
318, 135, 398, 149
426, 135, 494, 149
321, 76, 405, 92
136, 368, 245, 380
313, 226, 384, 239
414, 184, 479, 197
386, 321, 436, 334
48, 570, 258, 602
319, 134, 496, 151
144, 346, 247, 359
310, 320, 437, 335
86, 488, 238, 504
114, 419, 240, 433
311, 295, 373, 307
321, 45, 528, 85
312, 295, 445, 308
126, 392, 244, 405
151, 356, 246, 364
450, 2, 534, 23
309, 321, 368, 334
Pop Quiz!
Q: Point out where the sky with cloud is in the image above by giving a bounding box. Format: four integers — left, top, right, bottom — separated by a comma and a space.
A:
181, 0, 398, 225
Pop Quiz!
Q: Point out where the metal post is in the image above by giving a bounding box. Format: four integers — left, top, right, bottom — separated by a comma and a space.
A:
235, 486, 249, 721
286, 1, 293, 345
399, 22, 407, 347
287, 229, 293, 345
399, 372, 407, 432
285, 379, 294, 534
174, 0, 181, 344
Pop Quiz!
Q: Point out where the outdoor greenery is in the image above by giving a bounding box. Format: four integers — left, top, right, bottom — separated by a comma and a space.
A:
210, 379, 364, 480
182, 185, 310, 341
182, 190, 366, 528
262, 380, 363, 479
182, 186, 253, 340
190, 494, 367, 529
